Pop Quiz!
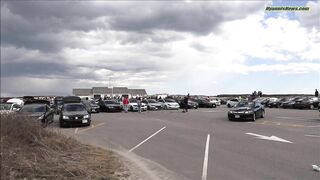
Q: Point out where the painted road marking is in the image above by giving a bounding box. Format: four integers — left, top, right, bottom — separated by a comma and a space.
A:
76, 123, 105, 134
305, 134, 320, 138
129, 126, 166, 152
202, 134, 211, 180
199, 110, 223, 113
246, 132, 293, 143
248, 121, 312, 128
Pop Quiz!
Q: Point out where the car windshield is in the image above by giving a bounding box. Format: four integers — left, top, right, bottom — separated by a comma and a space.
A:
235, 102, 253, 108
104, 100, 117, 104
64, 104, 86, 111
268, 98, 278, 102
0, 103, 12, 110
20, 105, 46, 112
130, 99, 137, 103
90, 100, 97, 104
148, 99, 158, 103
165, 99, 176, 103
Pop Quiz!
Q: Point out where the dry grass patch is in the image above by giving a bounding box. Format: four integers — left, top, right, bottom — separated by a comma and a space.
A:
1, 114, 128, 180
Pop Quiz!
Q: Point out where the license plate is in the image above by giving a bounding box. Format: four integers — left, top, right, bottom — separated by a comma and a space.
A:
235, 115, 240, 118
82, 119, 88, 123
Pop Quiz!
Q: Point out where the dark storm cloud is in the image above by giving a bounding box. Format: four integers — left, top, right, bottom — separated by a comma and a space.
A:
1, 61, 68, 78
1, 1, 266, 52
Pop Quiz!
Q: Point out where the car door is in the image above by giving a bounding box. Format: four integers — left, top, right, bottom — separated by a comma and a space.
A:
44, 105, 54, 121
254, 103, 262, 117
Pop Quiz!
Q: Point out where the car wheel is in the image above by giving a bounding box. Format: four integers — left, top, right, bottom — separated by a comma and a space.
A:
130, 106, 133, 111
261, 110, 265, 118
227, 104, 231, 108
252, 113, 256, 121
310, 104, 314, 110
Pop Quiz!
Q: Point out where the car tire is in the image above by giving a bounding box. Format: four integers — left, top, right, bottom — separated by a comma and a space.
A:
130, 106, 133, 111
252, 113, 256, 121
227, 104, 231, 108
310, 104, 314, 110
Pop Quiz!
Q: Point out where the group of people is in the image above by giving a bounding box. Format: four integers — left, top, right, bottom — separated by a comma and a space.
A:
122, 96, 143, 113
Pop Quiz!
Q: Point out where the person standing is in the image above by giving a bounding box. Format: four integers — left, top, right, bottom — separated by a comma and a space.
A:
315, 89, 319, 97
123, 97, 129, 113
183, 93, 189, 112
137, 97, 142, 113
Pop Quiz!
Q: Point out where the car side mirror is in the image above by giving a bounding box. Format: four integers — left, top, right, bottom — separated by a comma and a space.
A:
12, 108, 20, 112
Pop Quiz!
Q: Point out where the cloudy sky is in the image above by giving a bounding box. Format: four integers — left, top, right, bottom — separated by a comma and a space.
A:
1, 0, 319, 97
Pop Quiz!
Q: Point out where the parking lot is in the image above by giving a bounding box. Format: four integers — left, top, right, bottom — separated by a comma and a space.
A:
53, 106, 320, 180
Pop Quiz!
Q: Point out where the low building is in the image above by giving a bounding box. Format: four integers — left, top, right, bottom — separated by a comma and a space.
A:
72, 87, 147, 99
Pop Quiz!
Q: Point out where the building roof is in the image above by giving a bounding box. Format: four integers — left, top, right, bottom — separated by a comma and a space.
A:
73, 87, 147, 95
73, 89, 92, 96
92, 87, 112, 94
113, 87, 129, 94
130, 89, 147, 95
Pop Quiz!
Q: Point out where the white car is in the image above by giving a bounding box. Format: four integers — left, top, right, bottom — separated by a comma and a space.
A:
158, 99, 180, 110
0, 103, 21, 114
129, 99, 147, 111
226, 98, 240, 108
210, 98, 221, 106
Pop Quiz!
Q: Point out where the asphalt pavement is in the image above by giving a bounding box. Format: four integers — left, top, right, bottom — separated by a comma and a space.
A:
52, 106, 320, 180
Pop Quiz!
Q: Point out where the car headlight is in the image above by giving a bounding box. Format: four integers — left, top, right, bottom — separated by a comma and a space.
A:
62, 115, 69, 119
229, 111, 234, 114
245, 111, 253, 114
84, 114, 90, 119
38, 114, 44, 120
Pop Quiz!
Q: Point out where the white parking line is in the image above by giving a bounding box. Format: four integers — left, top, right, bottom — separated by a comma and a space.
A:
305, 134, 320, 138
129, 126, 166, 152
202, 134, 211, 180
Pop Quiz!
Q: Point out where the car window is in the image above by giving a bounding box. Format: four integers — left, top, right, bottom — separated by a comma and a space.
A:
64, 104, 86, 111
104, 100, 117, 104
20, 105, 46, 112
235, 102, 253, 107
148, 99, 158, 103
165, 99, 176, 103
0, 104, 12, 110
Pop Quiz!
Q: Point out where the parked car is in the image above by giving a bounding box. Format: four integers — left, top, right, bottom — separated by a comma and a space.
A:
228, 101, 265, 121
253, 97, 270, 106
280, 97, 301, 109
98, 100, 122, 112
179, 100, 199, 109
209, 98, 221, 106
292, 97, 319, 109
59, 96, 91, 127
89, 100, 100, 113
266, 97, 288, 108
128, 99, 147, 111
193, 99, 217, 108
0, 103, 21, 114
158, 98, 180, 110
226, 98, 240, 108
142, 99, 163, 110
18, 100, 54, 124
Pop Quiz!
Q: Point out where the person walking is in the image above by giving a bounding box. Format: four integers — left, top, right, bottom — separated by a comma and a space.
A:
137, 97, 142, 113
123, 97, 129, 113
183, 93, 189, 112
315, 89, 319, 97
